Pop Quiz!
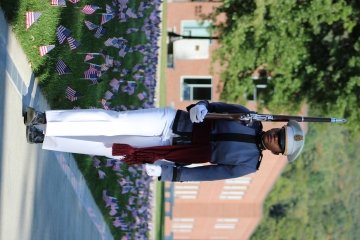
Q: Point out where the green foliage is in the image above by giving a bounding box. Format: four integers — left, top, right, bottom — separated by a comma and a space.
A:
213, 0, 360, 134
250, 109, 360, 239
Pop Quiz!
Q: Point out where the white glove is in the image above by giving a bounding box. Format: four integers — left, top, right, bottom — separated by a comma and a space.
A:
145, 164, 162, 177
189, 104, 208, 123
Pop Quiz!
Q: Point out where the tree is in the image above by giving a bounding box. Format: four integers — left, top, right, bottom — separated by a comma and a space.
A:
212, 0, 360, 134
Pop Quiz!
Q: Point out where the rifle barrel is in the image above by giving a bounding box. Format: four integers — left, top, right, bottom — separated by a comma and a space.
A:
270, 115, 347, 123
205, 113, 347, 123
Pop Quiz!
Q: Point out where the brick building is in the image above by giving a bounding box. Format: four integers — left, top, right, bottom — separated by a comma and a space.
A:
164, 1, 288, 239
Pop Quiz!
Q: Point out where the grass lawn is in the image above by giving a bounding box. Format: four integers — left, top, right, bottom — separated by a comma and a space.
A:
1, 0, 165, 239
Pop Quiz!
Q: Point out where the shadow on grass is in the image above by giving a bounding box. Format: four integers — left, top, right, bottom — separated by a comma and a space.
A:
0, 0, 21, 23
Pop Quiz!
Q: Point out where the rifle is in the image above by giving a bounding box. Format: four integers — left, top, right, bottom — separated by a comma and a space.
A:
205, 113, 347, 123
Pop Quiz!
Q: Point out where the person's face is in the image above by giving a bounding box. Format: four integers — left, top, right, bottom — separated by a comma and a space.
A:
262, 128, 283, 155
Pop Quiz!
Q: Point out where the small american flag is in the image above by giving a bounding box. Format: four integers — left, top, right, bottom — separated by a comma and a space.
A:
104, 37, 118, 47
104, 90, 114, 100
84, 68, 98, 79
67, 37, 80, 50
94, 26, 106, 38
101, 99, 110, 110
105, 4, 114, 14
39, 45, 55, 57
26, 12, 42, 30
81, 5, 100, 15
51, 0, 66, 7
57, 25, 71, 44
105, 55, 114, 66
126, 28, 138, 34
137, 92, 146, 101
109, 78, 121, 92
56, 59, 71, 75
100, 64, 109, 72
84, 53, 95, 62
67, 0, 80, 4
65, 87, 79, 102
100, 13, 114, 25
89, 63, 101, 71
125, 8, 137, 19
84, 20, 98, 30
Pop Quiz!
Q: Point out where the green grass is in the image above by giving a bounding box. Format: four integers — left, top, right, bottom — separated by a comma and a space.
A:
154, 3, 168, 240
2, 0, 150, 110
1, 0, 165, 239
158, 2, 167, 108
155, 182, 165, 240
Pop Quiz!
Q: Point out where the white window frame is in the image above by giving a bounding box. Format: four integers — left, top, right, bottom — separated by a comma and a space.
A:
181, 75, 212, 101
181, 19, 212, 38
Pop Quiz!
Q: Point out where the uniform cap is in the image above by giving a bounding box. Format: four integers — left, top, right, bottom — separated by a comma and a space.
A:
283, 120, 305, 162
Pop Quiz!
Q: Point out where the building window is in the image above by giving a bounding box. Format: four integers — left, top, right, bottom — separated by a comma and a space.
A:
214, 224, 236, 229
175, 185, 199, 190
181, 20, 212, 38
223, 185, 248, 190
220, 177, 251, 200
219, 195, 243, 200
217, 218, 239, 223
224, 177, 252, 184
181, 76, 212, 101
214, 218, 238, 229
172, 218, 195, 233
173, 218, 195, 222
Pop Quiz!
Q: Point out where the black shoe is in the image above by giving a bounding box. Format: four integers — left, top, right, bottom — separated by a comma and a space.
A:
24, 107, 46, 126
26, 126, 44, 144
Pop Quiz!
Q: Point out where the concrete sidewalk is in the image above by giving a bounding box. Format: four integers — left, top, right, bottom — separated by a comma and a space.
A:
0, 9, 113, 240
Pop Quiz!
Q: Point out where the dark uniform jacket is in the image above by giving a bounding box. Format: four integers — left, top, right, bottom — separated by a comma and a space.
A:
159, 101, 264, 182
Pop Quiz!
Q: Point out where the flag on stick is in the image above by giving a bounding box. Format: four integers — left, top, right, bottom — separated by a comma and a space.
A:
80, 52, 101, 61
57, 25, 71, 44
105, 4, 114, 14
67, 0, 80, 4
56, 59, 71, 75
126, 28, 138, 34
67, 37, 80, 50
84, 53, 95, 62
94, 26, 106, 38
39, 45, 55, 57
83, 68, 98, 79
125, 8, 137, 19
105, 55, 114, 66
81, 5, 100, 15
100, 13, 114, 25
104, 90, 113, 100
101, 99, 110, 110
109, 78, 121, 92
88, 63, 102, 71
137, 92, 146, 101
26, 12, 42, 30
65, 86, 79, 102
51, 0, 66, 7
84, 20, 98, 30
100, 64, 109, 72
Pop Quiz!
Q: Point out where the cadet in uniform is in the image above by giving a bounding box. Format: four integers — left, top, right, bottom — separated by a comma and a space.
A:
25, 101, 305, 182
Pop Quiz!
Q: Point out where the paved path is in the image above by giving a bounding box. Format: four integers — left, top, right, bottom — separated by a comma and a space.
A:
0, 9, 113, 240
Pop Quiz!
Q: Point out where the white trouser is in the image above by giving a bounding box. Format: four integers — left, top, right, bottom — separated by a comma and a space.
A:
42, 107, 177, 158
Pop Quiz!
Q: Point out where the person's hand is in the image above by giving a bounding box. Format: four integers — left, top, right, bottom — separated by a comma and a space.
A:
145, 164, 162, 177
189, 104, 208, 123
